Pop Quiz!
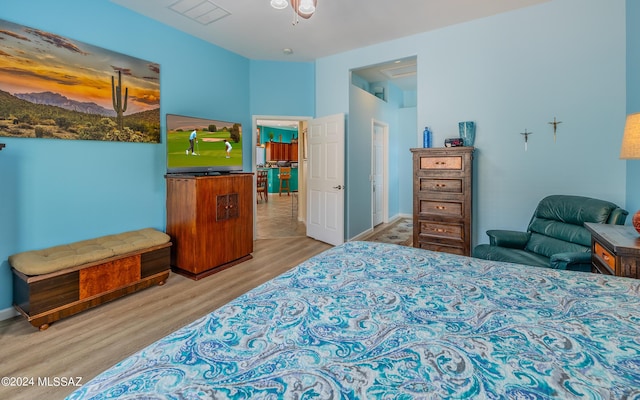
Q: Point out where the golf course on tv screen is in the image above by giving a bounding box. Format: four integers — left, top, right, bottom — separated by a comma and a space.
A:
166, 113, 243, 174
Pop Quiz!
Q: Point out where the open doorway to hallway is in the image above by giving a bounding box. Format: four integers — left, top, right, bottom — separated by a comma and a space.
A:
348, 56, 417, 239
253, 116, 309, 239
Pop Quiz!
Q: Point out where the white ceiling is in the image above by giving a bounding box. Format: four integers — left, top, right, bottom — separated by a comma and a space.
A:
110, 0, 549, 63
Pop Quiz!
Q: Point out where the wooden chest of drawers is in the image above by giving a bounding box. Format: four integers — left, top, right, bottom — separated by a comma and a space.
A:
585, 222, 640, 278
411, 147, 474, 256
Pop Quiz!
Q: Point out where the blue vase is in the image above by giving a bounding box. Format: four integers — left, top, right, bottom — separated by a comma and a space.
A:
458, 121, 475, 146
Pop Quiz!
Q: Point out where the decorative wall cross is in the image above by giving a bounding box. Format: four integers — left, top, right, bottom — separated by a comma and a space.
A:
520, 129, 533, 151
548, 117, 562, 143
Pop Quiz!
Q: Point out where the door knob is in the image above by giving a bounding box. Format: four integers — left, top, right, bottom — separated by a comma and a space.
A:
333, 185, 344, 190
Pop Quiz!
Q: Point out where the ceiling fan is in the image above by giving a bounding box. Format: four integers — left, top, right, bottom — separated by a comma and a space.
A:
271, 0, 317, 23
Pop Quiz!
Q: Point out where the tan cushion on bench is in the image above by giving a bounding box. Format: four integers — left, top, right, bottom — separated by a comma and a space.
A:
9, 228, 171, 276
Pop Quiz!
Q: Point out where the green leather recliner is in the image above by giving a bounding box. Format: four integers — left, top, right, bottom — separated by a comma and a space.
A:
472, 195, 628, 271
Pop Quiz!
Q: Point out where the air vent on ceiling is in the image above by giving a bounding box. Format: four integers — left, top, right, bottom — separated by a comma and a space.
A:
169, 0, 230, 25
380, 63, 417, 79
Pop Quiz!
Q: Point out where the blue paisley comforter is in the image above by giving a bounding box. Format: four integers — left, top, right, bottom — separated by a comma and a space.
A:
68, 241, 640, 399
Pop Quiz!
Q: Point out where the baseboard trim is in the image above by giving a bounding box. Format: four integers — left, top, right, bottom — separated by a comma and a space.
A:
0, 306, 19, 321
388, 213, 412, 222
350, 228, 374, 242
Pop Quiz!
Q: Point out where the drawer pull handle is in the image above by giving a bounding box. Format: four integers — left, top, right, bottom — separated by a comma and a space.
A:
435, 206, 446, 210
435, 184, 446, 188
435, 161, 446, 165
601, 253, 609, 262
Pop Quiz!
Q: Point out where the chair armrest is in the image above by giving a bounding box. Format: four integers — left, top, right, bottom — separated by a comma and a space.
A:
486, 230, 530, 249
550, 252, 592, 271
607, 208, 629, 225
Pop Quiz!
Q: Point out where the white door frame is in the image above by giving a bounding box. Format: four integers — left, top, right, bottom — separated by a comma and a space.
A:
372, 119, 389, 226
251, 115, 312, 240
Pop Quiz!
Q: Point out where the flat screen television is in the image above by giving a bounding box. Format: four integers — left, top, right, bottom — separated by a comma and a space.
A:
166, 113, 243, 175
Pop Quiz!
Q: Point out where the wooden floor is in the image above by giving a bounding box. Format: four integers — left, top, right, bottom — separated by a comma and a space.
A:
0, 237, 331, 399
0, 195, 395, 399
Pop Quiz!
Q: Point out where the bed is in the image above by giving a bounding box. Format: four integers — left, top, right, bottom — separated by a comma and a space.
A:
67, 241, 640, 399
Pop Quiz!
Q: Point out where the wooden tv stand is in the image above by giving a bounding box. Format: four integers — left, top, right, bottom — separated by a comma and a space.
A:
165, 173, 253, 280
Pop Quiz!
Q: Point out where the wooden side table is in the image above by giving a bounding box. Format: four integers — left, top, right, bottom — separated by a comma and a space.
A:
585, 222, 640, 278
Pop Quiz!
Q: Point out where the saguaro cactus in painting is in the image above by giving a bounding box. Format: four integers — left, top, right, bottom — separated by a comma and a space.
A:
111, 70, 128, 131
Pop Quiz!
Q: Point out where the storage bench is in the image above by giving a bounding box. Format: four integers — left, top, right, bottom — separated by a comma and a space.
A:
9, 228, 172, 330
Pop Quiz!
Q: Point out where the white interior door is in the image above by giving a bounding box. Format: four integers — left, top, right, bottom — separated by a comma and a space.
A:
307, 113, 345, 246
372, 124, 384, 227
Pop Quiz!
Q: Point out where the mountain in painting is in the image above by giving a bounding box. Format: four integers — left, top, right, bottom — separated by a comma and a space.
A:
14, 91, 115, 116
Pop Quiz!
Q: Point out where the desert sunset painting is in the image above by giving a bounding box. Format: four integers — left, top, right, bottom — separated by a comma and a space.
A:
0, 18, 160, 142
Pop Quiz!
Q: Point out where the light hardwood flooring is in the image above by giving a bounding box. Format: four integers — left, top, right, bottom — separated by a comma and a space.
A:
0, 195, 393, 399
0, 236, 331, 399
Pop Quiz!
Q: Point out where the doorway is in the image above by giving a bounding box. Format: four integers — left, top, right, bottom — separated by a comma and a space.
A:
252, 116, 309, 240
372, 120, 389, 227
350, 56, 416, 238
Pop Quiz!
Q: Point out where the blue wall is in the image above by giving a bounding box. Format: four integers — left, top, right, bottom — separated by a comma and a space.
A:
625, 0, 640, 215
258, 126, 298, 144
250, 60, 315, 118
398, 107, 417, 214
317, 0, 628, 244
0, 1, 314, 313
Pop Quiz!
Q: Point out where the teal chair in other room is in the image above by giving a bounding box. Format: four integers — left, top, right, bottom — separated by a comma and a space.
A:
473, 195, 628, 272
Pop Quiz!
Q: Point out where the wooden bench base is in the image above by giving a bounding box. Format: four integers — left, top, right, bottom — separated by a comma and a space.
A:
12, 242, 171, 330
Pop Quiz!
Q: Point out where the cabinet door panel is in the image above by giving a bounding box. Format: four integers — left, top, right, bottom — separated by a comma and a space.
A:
419, 178, 463, 194
594, 242, 616, 273
418, 200, 463, 218
418, 242, 465, 256
216, 194, 229, 221
420, 156, 462, 170
419, 220, 464, 241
